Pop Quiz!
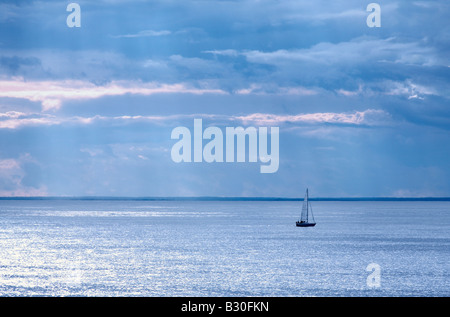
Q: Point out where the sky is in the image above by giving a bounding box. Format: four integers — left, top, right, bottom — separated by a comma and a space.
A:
0, 0, 449, 198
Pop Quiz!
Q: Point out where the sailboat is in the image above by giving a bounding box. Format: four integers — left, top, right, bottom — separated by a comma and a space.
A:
296, 188, 316, 227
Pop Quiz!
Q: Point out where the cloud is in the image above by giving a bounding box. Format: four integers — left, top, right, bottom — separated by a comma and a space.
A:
0, 111, 60, 129
0, 79, 227, 110
0, 3, 19, 22
203, 49, 239, 57
233, 109, 392, 126
202, 36, 447, 96
80, 147, 104, 157
234, 83, 319, 96
0, 111, 199, 129
278, 2, 399, 23
0, 154, 47, 197
111, 29, 171, 38
383, 80, 437, 100
1, 31, 445, 99
0, 56, 41, 74
238, 37, 442, 67
336, 80, 443, 99
0, 111, 26, 119
0, 109, 392, 130
0, 112, 162, 129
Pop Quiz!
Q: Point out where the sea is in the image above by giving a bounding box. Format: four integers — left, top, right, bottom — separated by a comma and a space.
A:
0, 199, 448, 297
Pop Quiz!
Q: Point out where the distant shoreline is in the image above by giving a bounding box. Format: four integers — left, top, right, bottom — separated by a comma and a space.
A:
0, 196, 449, 201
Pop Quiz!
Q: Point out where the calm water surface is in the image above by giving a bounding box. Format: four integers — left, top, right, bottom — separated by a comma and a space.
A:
0, 200, 448, 296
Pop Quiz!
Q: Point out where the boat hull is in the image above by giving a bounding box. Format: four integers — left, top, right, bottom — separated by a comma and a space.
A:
296, 222, 316, 227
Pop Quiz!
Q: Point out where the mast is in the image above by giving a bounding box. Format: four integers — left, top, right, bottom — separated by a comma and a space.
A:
305, 188, 309, 222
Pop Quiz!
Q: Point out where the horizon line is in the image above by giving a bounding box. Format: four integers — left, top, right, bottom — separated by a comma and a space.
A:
0, 196, 449, 201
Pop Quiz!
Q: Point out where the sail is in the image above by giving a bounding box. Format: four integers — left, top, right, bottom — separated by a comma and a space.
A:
308, 200, 315, 224
300, 189, 309, 222
297, 188, 316, 226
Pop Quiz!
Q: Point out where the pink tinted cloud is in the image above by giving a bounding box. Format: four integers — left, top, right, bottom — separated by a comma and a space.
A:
0, 79, 227, 111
